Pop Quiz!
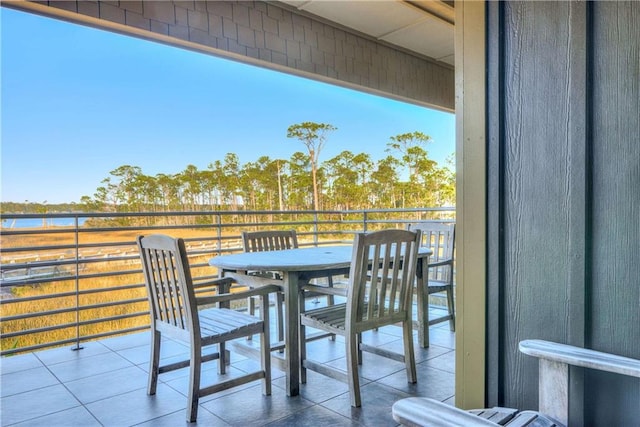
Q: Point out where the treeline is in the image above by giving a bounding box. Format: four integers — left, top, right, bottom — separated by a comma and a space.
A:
0, 202, 81, 214
79, 128, 454, 213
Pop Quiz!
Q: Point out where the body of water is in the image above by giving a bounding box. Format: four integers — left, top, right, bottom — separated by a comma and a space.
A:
1, 218, 88, 228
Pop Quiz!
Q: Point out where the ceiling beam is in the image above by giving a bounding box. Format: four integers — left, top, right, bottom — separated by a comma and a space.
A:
407, 0, 455, 25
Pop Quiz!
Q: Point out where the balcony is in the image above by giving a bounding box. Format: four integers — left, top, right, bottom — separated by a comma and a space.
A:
1, 316, 455, 425
1, 208, 455, 426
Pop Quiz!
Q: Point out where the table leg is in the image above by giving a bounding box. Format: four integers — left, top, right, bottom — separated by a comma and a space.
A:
284, 271, 300, 396
416, 258, 430, 348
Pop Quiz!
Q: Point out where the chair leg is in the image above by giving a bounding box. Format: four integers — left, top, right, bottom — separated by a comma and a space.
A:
276, 292, 285, 352
417, 278, 429, 348
148, 329, 161, 395
299, 321, 307, 384
260, 293, 272, 396
327, 276, 335, 307
403, 320, 417, 383
346, 333, 361, 407
446, 286, 455, 332
299, 291, 307, 384
327, 277, 336, 341
187, 344, 202, 423
218, 342, 226, 375
247, 296, 255, 341
357, 333, 363, 365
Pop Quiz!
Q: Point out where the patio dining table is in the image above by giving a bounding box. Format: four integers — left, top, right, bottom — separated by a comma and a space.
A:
209, 244, 432, 397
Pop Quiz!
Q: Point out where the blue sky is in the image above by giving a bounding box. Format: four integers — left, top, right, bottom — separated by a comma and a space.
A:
1, 8, 454, 204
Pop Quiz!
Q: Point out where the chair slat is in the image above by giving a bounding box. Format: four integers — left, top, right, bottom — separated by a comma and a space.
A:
242, 230, 298, 252
199, 309, 264, 342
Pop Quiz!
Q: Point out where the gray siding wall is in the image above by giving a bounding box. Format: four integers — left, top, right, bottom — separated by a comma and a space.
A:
487, 1, 640, 424
589, 2, 640, 422
14, 0, 453, 111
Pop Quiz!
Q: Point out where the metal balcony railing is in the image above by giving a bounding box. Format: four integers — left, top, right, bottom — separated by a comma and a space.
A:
0, 208, 454, 356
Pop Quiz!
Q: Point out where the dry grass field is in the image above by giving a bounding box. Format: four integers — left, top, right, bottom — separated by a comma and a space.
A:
0, 227, 239, 354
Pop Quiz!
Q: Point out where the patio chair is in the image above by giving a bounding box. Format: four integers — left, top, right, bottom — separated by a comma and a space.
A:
392, 339, 640, 427
137, 234, 279, 423
241, 230, 295, 344
242, 229, 340, 344
407, 222, 455, 347
299, 228, 421, 407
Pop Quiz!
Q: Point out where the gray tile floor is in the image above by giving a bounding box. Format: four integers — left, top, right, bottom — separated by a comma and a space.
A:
1, 307, 455, 426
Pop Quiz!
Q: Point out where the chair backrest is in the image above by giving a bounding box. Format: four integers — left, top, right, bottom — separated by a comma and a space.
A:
407, 222, 455, 261
137, 234, 198, 341
242, 230, 299, 253
407, 222, 455, 281
346, 229, 421, 327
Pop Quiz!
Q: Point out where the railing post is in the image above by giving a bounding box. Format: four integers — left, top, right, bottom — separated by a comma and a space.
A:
215, 213, 222, 255
363, 211, 368, 233
72, 215, 83, 351
313, 211, 319, 246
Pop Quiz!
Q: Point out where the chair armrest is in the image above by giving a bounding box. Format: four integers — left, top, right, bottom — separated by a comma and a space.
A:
392, 397, 500, 427
519, 339, 640, 378
196, 284, 281, 306
301, 284, 348, 296
428, 258, 453, 268
222, 271, 284, 288
193, 277, 234, 294
519, 339, 640, 426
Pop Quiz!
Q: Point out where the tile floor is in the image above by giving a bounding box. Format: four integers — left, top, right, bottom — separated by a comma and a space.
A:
1, 307, 455, 426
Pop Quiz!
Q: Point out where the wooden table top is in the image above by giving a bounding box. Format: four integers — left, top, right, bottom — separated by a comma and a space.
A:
209, 245, 354, 272
209, 245, 431, 272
